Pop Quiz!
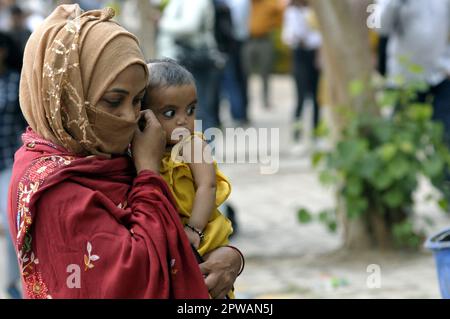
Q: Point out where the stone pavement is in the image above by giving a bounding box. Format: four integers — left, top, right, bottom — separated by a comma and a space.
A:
1, 75, 449, 298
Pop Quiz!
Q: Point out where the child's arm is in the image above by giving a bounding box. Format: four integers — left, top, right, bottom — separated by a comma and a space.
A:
185, 137, 216, 247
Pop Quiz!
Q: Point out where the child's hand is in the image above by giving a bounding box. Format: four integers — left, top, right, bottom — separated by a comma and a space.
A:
184, 226, 201, 249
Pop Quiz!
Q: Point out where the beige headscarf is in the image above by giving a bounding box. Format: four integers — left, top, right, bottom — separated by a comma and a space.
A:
20, 4, 149, 156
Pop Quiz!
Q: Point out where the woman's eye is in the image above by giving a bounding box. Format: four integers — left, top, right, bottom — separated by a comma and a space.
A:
104, 99, 121, 108
163, 110, 176, 118
187, 105, 196, 116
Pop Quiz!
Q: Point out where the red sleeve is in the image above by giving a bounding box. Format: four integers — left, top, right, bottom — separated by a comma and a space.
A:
24, 170, 208, 299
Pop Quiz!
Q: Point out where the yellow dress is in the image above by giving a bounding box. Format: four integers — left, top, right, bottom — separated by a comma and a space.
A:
159, 134, 233, 257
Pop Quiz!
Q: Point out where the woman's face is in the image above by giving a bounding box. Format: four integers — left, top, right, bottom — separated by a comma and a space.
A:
97, 64, 147, 122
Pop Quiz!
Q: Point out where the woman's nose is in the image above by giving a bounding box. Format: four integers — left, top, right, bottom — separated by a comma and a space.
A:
122, 106, 139, 122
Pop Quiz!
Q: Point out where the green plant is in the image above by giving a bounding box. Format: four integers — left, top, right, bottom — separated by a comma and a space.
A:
299, 78, 450, 249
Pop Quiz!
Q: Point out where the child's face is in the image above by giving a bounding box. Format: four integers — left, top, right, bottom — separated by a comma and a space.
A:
145, 84, 197, 145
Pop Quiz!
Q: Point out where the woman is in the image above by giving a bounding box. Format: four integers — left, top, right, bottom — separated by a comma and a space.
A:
7, 4, 243, 299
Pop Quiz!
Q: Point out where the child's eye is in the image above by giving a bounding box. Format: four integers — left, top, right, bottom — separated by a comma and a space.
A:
163, 110, 176, 118
187, 105, 196, 116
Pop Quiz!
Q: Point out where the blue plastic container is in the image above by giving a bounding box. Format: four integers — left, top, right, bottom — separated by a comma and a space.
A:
425, 227, 450, 299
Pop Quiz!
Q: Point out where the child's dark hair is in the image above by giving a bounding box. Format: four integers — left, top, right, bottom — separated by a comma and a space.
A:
144, 58, 196, 107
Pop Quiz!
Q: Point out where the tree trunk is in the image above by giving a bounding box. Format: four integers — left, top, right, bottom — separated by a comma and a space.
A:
337, 196, 372, 250
369, 208, 393, 250
136, 0, 157, 60
311, 0, 377, 131
310, 0, 381, 250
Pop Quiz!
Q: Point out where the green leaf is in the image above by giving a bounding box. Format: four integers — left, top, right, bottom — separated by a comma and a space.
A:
398, 55, 410, 66
377, 143, 397, 162
336, 139, 368, 169
349, 80, 365, 98
318, 211, 329, 223
372, 171, 394, 190
399, 142, 414, 154
314, 121, 329, 138
423, 157, 444, 178
298, 208, 313, 224
408, 63, 424, 74
382, 188, 405, 208
392, 221, 424, 249
438, 199, 449, 211
319, 170, 337, 185
388, 157, 411, 180
357, 154, 379, 180
346, 176, 363, 197
312, 152, 325, 167
379, 90, 400, 108
346, 196, 368, 218
407, 103, 432, 121
327, 221, 337, 232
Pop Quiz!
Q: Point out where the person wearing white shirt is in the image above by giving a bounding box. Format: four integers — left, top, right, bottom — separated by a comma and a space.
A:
376, 0, 450, 146
282, 0, 322, 141
157, 0, 222, 132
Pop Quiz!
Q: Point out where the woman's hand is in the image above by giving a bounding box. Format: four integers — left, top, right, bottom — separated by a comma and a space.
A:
199, 246, 242, 299
131, 110, 166, 174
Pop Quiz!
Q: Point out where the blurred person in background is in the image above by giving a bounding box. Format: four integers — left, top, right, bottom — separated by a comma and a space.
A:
377, 35, 389, 77
211, 1, 241, 235
0, 0, 16, 31
0, 31, 26, 299
157, 0, 223, 133
243, 0, 285, 109
8, 4, 31, 70
377, 0, 450, 145
218, 0, 250, 126
118, 0, 161, 59
78, 0, 103, 10
282, 0, 321, 143
212, 0, 237, 121
21, 0, 49, 32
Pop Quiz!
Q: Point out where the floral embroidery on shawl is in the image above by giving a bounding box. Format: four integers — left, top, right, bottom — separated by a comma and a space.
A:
15, 137, 74, 298
84, 242, 100, 271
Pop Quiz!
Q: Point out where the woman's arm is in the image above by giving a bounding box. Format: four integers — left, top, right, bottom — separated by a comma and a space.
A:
28, 170, 209, 299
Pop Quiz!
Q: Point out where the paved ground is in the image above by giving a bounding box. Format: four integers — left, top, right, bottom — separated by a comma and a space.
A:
1, 75, 449, 298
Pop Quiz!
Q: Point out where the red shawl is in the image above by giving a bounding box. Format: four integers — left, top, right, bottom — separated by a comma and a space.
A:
7, 128, 209, 299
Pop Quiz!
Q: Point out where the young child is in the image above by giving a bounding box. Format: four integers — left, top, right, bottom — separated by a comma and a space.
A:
143, 58, 233, 259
